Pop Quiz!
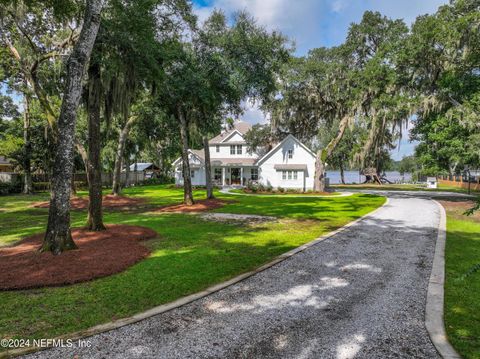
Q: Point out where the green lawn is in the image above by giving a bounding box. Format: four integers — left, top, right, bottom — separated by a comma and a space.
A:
443, 202, 480, 359
229, 188, 341, 196
0, 185, 384, 344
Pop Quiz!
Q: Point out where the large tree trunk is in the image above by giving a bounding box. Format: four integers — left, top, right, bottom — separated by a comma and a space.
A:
41, 0, 103, 254
313, 151, 326, 192
340, 163, 345, 184
86, 60, 105, 231
112, 115, 136, 195
178, 107, 194, 205
125, 156, 130, 187
203, 136, 214, 199
313, 116, 350, 192
22, 93, 33, 194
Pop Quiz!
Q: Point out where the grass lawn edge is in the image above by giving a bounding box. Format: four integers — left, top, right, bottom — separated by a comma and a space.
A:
1, 196, 389, 359
426, 200, 462, 359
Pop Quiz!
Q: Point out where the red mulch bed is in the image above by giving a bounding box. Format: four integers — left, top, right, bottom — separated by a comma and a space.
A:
31, 195, 146, 210
154, 198, 231, 213
0, 225, 157, 290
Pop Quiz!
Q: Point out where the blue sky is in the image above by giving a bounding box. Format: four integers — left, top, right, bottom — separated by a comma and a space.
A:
193, 0, 448, 160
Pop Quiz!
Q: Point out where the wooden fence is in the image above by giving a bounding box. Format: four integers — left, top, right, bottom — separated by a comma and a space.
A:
1, 172, 146, 188
438, 175, 480, 192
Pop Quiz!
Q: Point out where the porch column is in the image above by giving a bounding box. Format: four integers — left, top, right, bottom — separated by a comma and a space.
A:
240, 167, 244, 186
222, 167, 225, 186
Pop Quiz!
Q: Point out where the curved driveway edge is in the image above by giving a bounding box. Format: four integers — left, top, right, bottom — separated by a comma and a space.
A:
2, 196, 386, 359
426, 201, 461, 359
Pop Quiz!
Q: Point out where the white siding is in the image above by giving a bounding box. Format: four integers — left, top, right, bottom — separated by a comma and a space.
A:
209, 132, 256, 159
174, 152, 207, 186
258, 136, 316, 190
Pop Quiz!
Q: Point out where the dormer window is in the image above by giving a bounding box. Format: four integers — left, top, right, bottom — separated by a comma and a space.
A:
288, 149, 293, 159
216, 145, 220, 153
237, 145, 242, 154
230, 145, 235, 155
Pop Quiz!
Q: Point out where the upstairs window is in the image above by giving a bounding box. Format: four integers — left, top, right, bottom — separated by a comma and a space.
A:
237, 145, 242, 154
230, 145, 235, 155
288, 149, 293, 159
216, 145, 220, 153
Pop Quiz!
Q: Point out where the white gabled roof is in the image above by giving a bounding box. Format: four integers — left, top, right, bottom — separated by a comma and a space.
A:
255, 134, 317, 166
209, 121, 252, 144
172, 149, 205, 167
219, 129, 244, 143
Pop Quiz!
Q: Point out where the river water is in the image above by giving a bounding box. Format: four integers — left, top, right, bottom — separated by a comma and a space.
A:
326, 170, 412, 184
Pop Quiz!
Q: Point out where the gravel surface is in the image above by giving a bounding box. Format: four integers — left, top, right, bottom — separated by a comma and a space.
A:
200, 212, 277, 224
25, 195, 441, 359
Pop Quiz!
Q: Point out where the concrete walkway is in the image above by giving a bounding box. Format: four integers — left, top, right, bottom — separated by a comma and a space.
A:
27, 194, 443, 359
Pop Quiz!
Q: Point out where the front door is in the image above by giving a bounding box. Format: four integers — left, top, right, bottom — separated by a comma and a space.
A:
231, 168, 241, 185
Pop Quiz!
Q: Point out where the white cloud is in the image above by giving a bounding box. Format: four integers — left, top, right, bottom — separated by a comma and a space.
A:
331, 0, 346, 13
237, 100, 268, 125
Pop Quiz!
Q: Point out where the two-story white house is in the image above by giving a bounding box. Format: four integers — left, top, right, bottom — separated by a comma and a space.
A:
173, 121, 317, 191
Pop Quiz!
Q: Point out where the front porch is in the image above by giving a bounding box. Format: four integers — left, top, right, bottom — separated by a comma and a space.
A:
212, 166, 258, 187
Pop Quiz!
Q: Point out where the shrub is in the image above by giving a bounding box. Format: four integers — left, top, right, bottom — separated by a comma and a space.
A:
266, 184, 273, 192
246, 181, 259, 193
277, 186, 285, 193
140, 176, 174, 186
0, 179, 22, 195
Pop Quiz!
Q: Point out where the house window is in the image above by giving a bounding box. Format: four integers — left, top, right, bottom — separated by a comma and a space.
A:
288, 171, 292, 180
214, 168, 222, 181
216, 145, 220, 153
251, 168, 258, 180
293, 171, 298, 180
230, 145, 235, 155
288, 149, 293, 159
237, 145, 242, 154
282, 171, 286, 180
190, 169, 195, 178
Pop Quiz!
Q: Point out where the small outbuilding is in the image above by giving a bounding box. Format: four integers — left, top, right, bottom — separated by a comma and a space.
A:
0, 156, 14, 173
426, 177, 437, 189
126, 162, 160, 179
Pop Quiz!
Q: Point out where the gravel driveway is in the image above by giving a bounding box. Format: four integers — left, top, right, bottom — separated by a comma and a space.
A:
26, 195, 442, 359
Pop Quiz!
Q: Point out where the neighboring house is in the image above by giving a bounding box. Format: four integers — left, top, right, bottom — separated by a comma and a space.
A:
173, 121, 317, 191
0, 156, 14, 173
124, 162, 160, 179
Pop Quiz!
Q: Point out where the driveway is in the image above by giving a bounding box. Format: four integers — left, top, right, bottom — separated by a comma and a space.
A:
27, 194, 443, 359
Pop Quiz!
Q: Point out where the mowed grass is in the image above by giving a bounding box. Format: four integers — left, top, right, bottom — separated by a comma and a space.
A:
0, 185, 384, 343
443, 202, 480, 359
